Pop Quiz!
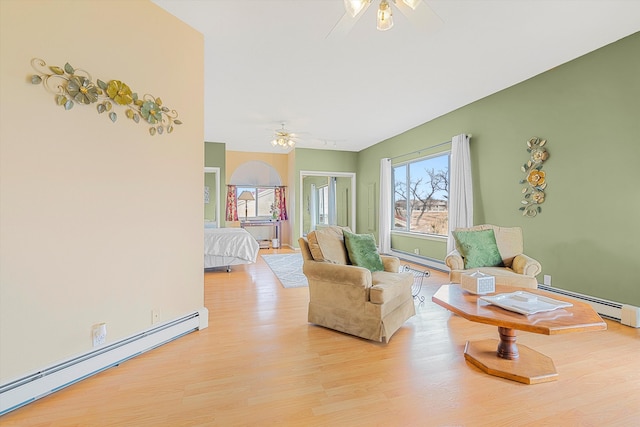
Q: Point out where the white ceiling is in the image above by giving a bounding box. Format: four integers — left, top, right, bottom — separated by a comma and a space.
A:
152, 0, 640, 153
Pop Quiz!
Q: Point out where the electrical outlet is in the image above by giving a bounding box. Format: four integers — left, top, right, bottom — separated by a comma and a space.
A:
414, 248, 420, 255
152, 309, 160, 324
543, 275, 552, 286
92, 323, 107, 347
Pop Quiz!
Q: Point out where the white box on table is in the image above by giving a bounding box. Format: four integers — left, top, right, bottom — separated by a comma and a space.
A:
461, 271, 495, 295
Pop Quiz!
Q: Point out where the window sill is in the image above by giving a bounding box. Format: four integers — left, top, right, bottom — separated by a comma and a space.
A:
391, 230, 447, 243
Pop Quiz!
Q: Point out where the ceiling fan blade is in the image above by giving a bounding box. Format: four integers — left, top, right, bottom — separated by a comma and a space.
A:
393, 0, 443, 34
326, 2, 372, 40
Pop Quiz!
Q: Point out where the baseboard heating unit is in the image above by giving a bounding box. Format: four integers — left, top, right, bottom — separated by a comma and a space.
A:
538, 285, 639, 328
392, 250, 448, 273
0, 308, 208, 415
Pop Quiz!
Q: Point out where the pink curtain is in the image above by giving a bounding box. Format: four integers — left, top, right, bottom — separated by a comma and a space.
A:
274, 186, 288, 220
225, 185, 238, 221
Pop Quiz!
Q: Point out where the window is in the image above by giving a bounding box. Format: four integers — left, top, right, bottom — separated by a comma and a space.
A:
317, 185, 329, 225
392, 153, 449, 236
236, 187, 276, 219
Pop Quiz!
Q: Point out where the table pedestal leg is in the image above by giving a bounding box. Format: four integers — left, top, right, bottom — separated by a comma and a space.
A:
463, 327, 558, 384
497, 326, 519, 359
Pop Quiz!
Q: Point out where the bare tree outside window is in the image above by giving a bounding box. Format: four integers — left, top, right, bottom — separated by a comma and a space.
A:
392, 153, 449, 236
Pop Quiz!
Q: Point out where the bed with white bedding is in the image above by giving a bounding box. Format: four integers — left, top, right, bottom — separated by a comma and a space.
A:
204, 227, 260, 271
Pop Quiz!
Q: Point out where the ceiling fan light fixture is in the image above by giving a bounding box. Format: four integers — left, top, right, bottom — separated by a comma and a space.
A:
402, 0, 420, 10
377, 0, 394, 31
271, 124, 296, 149
344, 0, 369, 18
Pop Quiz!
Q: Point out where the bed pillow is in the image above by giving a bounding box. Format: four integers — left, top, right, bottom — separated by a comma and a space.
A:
343, 230, 384, 272
453, 229, 503, 269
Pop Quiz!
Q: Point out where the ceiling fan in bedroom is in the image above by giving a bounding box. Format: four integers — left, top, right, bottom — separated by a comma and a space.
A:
327, 0, 443, 38
270, 123, 299, 149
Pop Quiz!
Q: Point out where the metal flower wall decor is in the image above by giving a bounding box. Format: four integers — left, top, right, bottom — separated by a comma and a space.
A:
519, 137, 549, 217
30, 58, 182, 136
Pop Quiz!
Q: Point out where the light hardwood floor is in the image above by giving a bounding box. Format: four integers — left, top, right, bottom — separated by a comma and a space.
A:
2, 248, 639, 426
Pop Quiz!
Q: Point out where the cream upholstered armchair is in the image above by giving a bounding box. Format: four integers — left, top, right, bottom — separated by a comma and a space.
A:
446, 224, 542, 289
298, 226, 415, 343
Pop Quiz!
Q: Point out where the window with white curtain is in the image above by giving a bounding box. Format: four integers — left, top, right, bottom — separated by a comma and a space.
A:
392, 152, 450, 236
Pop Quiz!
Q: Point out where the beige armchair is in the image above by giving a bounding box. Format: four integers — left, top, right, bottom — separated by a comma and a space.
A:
298, 227, 415, 343
446, 224, 542, 289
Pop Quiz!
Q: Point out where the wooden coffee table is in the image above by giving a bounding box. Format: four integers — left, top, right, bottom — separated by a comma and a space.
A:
432, 284, 607, 384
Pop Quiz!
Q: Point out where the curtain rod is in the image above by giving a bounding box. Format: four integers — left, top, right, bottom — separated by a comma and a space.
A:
389, 140, 449, 161
388, 134, 472, 162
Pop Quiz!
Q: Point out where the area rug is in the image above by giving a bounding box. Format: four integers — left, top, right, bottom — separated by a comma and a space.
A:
261, 253, 308, 288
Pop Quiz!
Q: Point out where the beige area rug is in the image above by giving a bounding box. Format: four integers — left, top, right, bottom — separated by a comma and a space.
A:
261, 253, 308, 288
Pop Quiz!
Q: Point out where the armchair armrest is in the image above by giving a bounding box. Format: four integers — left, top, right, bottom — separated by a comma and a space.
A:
511, 253, 542, 277
303, 261, 371, 288
445, 250, 464, 270
380, 255, 400, 273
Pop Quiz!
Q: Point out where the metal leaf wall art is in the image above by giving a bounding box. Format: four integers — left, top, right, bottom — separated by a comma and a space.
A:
519, 137, 549, 217
29, 58, 182, 136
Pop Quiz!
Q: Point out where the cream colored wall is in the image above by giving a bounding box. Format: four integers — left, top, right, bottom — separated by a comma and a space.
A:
226, 151, 289, 183
226, 151, 292, 245
0, 0, 204, 381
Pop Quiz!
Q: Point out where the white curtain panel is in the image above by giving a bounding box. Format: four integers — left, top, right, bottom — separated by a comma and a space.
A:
447, 134, 473, 253
379, 158, 392, 254
328, 177, 337, 225
310, 184, 317, 232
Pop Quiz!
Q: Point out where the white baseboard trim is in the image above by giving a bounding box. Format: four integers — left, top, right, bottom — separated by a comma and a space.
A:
390, 250, 449, 273
538, 285, 639, 328
0, 308, 208, 415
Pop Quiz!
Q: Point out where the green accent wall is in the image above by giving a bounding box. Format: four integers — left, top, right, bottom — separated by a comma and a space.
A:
205, 142, 226, 227
204, 172, 218, 222
358, 32, 640, 306
335, 176, 351, 228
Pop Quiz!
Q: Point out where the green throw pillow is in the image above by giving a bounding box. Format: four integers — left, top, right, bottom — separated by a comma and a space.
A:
453, 229, 503, 269
343, 230, 384, 272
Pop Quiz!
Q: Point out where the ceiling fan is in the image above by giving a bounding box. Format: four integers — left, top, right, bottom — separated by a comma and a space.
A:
327, 0, 443, 39
270, 124, 299, 149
